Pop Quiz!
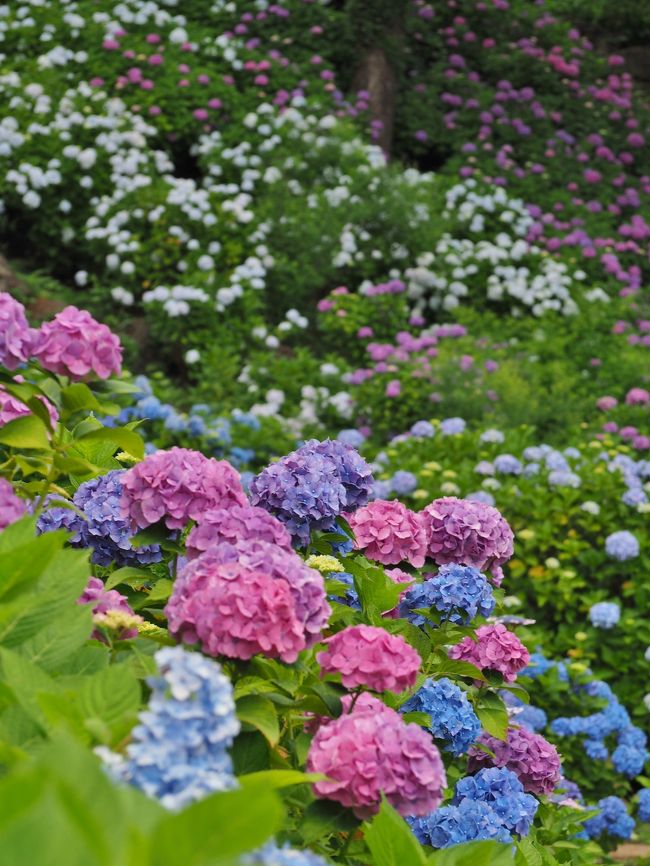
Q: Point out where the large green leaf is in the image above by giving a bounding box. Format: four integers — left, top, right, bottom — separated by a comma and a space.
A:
475, 691, 509, 740
364, 799, 428, 866
150, 784, 283, 866
77, 426, 144, 460
236, 695, 280, 745
0, 647, 59, 730
430, 841, 516, 866
0, 531, 67, 602
0, 414, 50, 450
77, 664, 141, 742
19, 604, 93, 673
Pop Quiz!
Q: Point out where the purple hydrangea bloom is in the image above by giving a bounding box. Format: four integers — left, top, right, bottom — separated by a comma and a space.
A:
0, 292, 35, 369
250, 439, 373, 546
0, 477, 27, 530
605, 531, 639, 560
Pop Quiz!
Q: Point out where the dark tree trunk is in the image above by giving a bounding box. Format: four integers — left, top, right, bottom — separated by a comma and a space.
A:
347, 0, 408, 159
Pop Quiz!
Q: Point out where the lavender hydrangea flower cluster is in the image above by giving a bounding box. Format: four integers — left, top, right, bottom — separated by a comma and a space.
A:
399, 564, 495, 626
250, 439, 373, 546
469, 726, 562, 795
0, 292, 35, 369
400, 678, 481, 755
604, 530, 639, 561
37, 470, 162, 567
0, 477, 26, 531
589, 601, 620, 629
101, 647, 239, 810
185, 504, 292, 559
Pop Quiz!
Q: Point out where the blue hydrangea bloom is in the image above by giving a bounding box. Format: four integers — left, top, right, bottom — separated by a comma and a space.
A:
187, 415, 207, 437
327, 571, 360, 610
548, 471, 581, 488
453, 767, 538, 836
410, 800, 512, 848
101, 647, 240, 811
637, 789, 650, 822
502, 692, 547, 732
551, 778, 583, 804
231, 409, 261, 431
465, 491, 495, 506
545, 451, 570, 472
622, 487, 647, 507
619, 726, 647, 750
584, 796, 634, 840
245, 843, 331, 866
523, 463, 540, 477
494, 454, 522, 475
410, 420, 435, 438
605, 531, 639, 561
589, 602, 620, 630
390, 471, 417, 495
37, 471, 162, 567
612, 744, 648, 777
371, 479, 392, 500
523, 446, 544, 461
480, 429, 505, 444
440, 417, 466, 435
523, 653, 569, 682
583, 739, 609, 760
474, 461, 495, 476
399, 564, 494, 626
400, 678, 481, 755
337, 428, 366, 449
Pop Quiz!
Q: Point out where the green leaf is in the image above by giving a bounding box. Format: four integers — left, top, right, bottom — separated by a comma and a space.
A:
239, 770, 321, 789
146, 579, 174, 603
19, 605, 93, 673
430, 841, 515, 866
77, 427, 144, 460
0, 414, 50, 450
300, 799, 359, 844
429, 658, 486, 682
61, 383, 105, 415
364, 799, 428, 866
515, 838, 544, 866
0, 531, 67, 602
104, 567, 153, 591
150, 784, 283, 866
130, 522, 170, 548
77, 664, 141, 741
232, 732, 270, 775
475, 691, 509, 740
236, 695, 280, 745
0, 647, 59, 730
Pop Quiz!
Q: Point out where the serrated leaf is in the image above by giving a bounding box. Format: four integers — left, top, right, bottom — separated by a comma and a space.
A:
236, 695, 280, 745
19, 605, 93, 672
364, 799, 428, 866
77, 664, 141, 740
77, 427, 144, 460
0, 414, 50, 450
300, 799, 359, 844
430, 841, 515, 865
105, 567, 153, 591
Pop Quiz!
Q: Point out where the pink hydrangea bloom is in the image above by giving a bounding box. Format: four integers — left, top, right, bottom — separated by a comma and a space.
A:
449, 623, 529, 682
0, 293, 34, 369
185, 504, 291, 559
421, 497, 514, 584
347, 500, 427, 567
597, 396, 618, 411
78, 576, 139, 640
165, 556, 306, 662
0, 382, 58, 429
307, 695, 446, 817
317, 624, 420, 693
31, 306, 122, 380
121, 447, 246, 530
0, 478, 26, 530
625, 387, 650, 406
469, 726, 562, 795
182, 539, 329, 643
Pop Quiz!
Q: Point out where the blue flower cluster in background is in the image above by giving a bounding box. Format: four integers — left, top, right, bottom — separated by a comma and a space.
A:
399, 564, 495, 626
246, 842, 331, 866
583, 797, 634, 841
400, 678, 481, 756
409, 767, 537, 847
501, 690, 548, 732
605, 530, 640, 561
588, 601, 620, 630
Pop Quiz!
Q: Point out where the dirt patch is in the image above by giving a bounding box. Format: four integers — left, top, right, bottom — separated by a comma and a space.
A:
611, 843, 650, 862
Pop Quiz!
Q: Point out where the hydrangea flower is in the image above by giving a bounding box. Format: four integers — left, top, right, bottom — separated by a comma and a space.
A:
0, 292, 34, 369
0, 478, 26, 530
637, 789, 650, 822
166, 555, 308, 663
337, 428, 366, 449
317, 625, 420, 693
307, 694, 446, 818
421, 497, 514, 585
453, 767, 538, 835
502, 692, 548, 732
390, 471, 417, 495
250, 439, 373, 546
347, 500, 427, 567
605, 531, 639, 561
410, 799, 513, 848
480, 429, 505, 444
612, 744, 648, 777
494, 454, 522, 475
410, 420, 435, 438
185, 505, 292, 559
469, 727, 562, 795
440, 417, 466, 435
584, 796, 634, 840
100, 647, 239, 810
245, 843, 331, 866
399, 564, 495, 626
400, 678, 481, 755
0, 383, 58, 430
177, 539, 329, 644
121, 447, 246, 530
449, 624, 529, 683
78, 576, 141, 640
589, 601, 620, 629
31, 306, 122, 380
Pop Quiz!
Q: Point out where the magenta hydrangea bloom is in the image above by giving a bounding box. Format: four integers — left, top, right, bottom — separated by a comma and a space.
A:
0, 478, 26, 531
347, 500, 427, 567
78, 576, 140, 640
469, 727, 562, 795
626, 387, 650, 406
0, 383, 58, 429
0, 293, 34, 369
421, 497, 514, 584
186, 505, 291, 559
165, 556, 307, 662
31, 306, 122, 380
448, 624, 529, 683
307, 695, 446, 818
121, 447, 247, 530
317, 624, 421, 693
180, 539, 329, 643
